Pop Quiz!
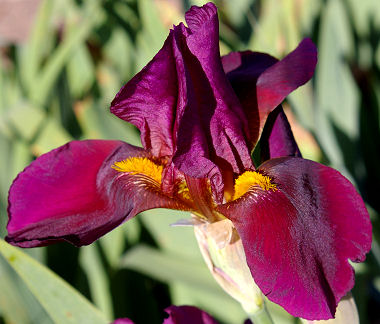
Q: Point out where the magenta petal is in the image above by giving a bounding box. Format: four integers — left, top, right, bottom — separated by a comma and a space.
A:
222, 50, 277, 148
110, 33, 177, 157
111, 3, 253, 203
112, 319, 135, 324
172, 4, 253, 202
223, 39, 317, 149
256, 38, 317, 112
260, 105, 301, 161
218, 157, 371, 320
163, 305, 219, 324
6, 140, 189, 247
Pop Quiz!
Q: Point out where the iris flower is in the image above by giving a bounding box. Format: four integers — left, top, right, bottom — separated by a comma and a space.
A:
113, 305, 220, 324
6, 2, 371, 321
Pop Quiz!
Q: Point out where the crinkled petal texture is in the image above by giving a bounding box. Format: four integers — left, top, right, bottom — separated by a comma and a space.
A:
111, 3, 252, 203
7, 140, 189, 247
218, 157, 371, 320
222, 38, 317, 149
260, 105, 301, 162
163, 305, 219, 324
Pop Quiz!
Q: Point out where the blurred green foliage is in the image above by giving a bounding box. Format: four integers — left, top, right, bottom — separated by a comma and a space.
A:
0, 0, 379, 323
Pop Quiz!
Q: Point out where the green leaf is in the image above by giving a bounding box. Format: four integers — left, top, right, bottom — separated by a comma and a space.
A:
7, 103, 45, 141
135, 0, 167, 70
76, 99, 141, 145
29, 0, 103, 105
315, 0, 359, 169
170, 282, 247, 324
80, 244, 114, 319
224, 0, 253, 27
0, 239, 108, 324
99, 224, 127, 269
32, 117, 72, 155
67, 44, 95, 98
248, 0, 299, 55
120, 244, 218, 293
0, 254, 52, 324
346, 0, 380, 38
18, 0, 54, 93
140, 209, 200, 258
104, 28, 134, 81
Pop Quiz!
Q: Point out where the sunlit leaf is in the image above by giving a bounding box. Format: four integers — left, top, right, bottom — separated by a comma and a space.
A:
98, 225, 126, 269
18, 0, 54, 92
32, 118, 72, 155
0, 254, 52, 324
120, 244, 217, 293
315, 0, 359, 171
0, 239, 108, 324
7, 103, 45, 140
135, 0, 167, 70
140, 209, 200, 258
80, 244, 114, 320
67, 44, 95, 98
29, 0, 103, 105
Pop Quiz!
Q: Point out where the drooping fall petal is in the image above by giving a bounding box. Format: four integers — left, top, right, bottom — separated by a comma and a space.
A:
218, 157, 371, 320
260, 105, 301, 161
163, 305, 219, 324
223, 39, 317, 149
7, 140, 190, 247
111, 3, 253, 203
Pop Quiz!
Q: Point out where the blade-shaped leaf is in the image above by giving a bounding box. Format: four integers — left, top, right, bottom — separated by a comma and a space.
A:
80, 244, 113, 320
0, 239, 108, 324
0, 253, 52, 324
120, 244, 218, 294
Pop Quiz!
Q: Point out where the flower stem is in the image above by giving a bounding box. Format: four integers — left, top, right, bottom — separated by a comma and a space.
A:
245, 306, 274, 324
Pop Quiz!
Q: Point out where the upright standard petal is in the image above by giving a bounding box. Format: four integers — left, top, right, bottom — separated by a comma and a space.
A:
218, 157, 371, 320
173, 3, 253, 202
7, 140, 190, 247
223, 39, 317, 149
111, 3, 253, 203
163, 305, 219, 324
110, 35, 177, 157
260, 105, 301, 162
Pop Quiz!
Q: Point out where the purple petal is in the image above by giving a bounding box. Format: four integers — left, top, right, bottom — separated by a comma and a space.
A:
218, 157, 371, 320
257, 39, 317, 112
260, 105, 301, 161
112, 319, 135, 324
174, 3, 253, 202
110, 34, 177, 157
222, 50, 277, 150
163, 305, 219, 324
7, 140, 190, 247
111, 3, 253, 203
223, 39, 317, 148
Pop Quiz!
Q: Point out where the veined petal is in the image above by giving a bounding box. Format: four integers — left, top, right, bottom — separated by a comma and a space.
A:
6, 140, 190, 247
163, 305, 219, 324
111, 3, 253, 203
110, 33, 177, 157
257, 39, 317, 113
218, 157, 371, 320
223, 39, 317, 149
222, 50, 277, 149
260, 105, 301, 161
172, 3, 253, 202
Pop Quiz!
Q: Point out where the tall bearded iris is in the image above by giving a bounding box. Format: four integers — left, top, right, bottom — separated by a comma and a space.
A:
6, 2, 371, 321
